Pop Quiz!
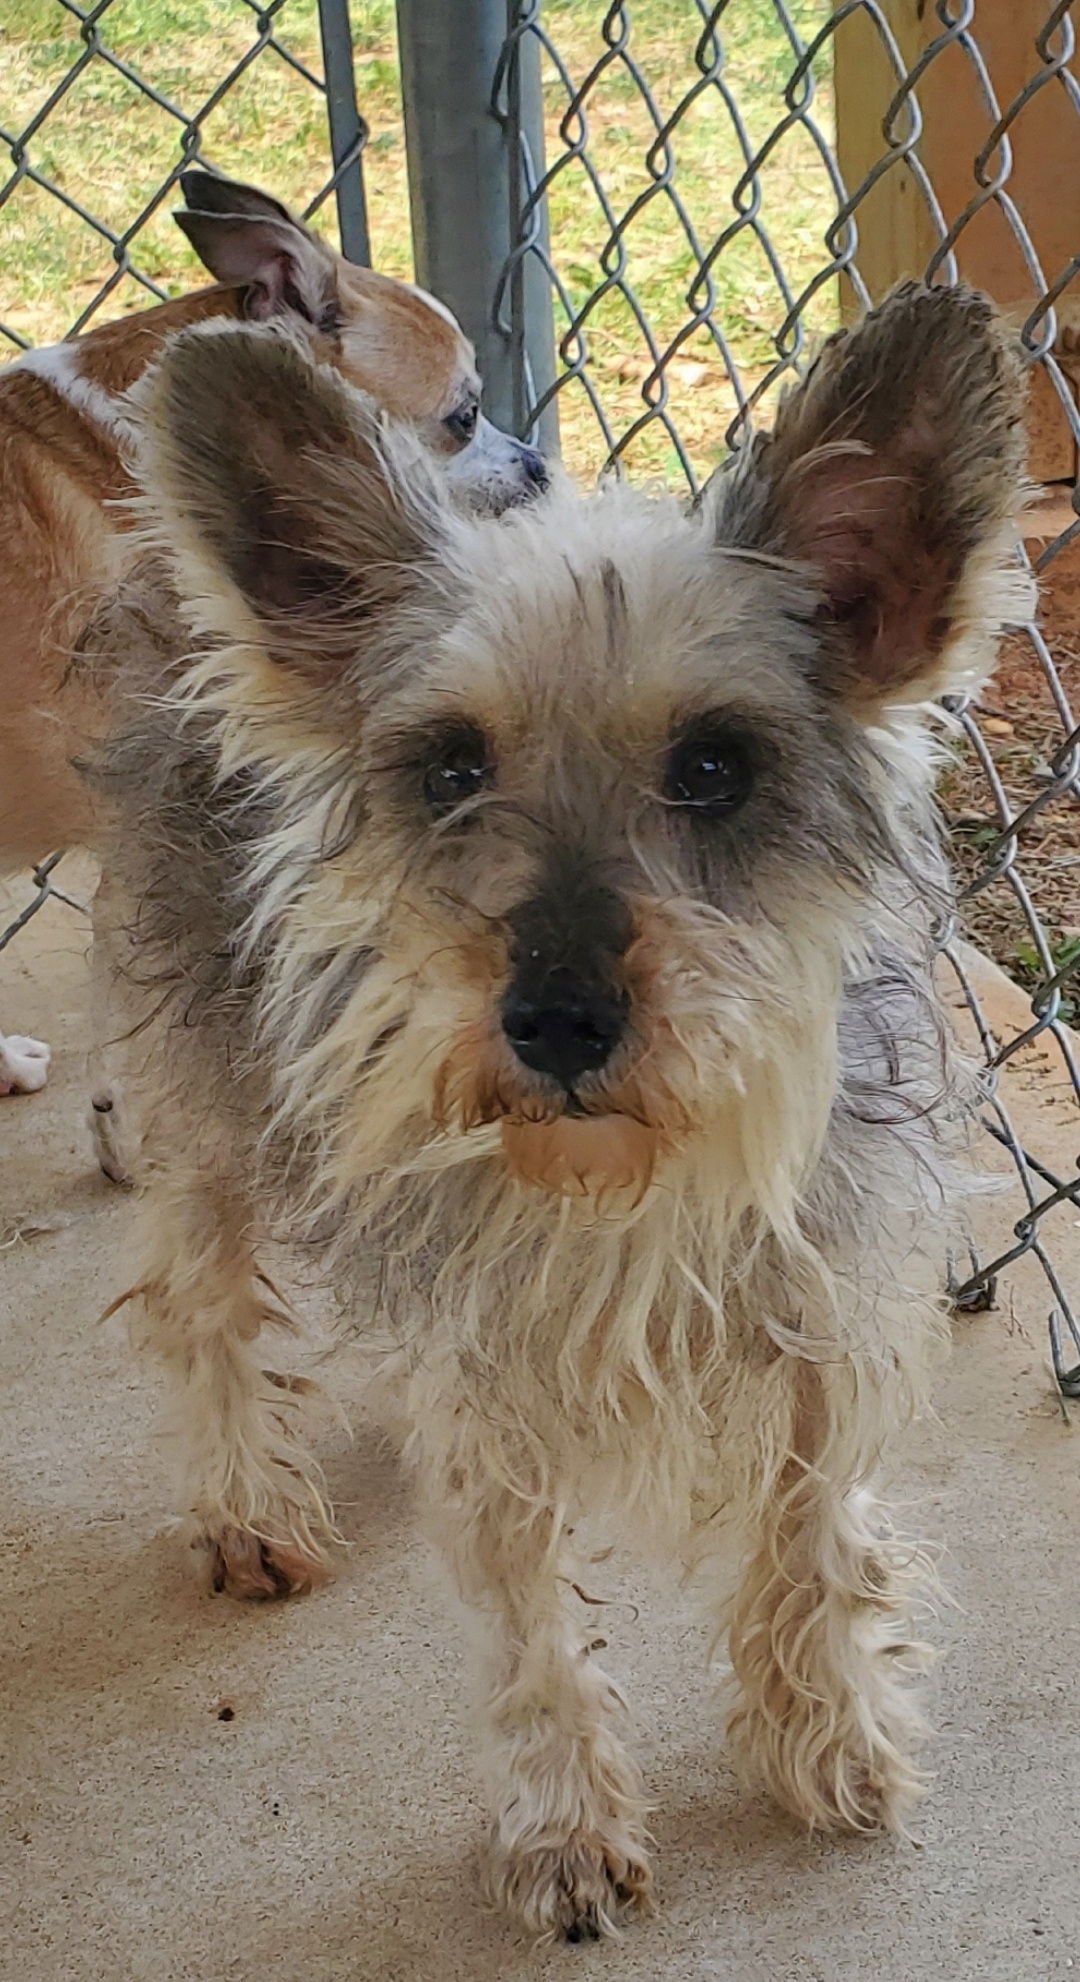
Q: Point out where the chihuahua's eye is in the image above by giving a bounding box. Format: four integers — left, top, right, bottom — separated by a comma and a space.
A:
665, 723, 755, 816
444, 401, 479, 446
422, 725, 492, 815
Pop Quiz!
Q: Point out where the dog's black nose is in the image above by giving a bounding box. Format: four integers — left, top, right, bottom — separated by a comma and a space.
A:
515, 442, 549, 495
502, 970, 625, 1086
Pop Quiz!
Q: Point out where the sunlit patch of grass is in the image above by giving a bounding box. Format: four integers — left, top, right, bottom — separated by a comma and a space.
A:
1, 0, 838, 483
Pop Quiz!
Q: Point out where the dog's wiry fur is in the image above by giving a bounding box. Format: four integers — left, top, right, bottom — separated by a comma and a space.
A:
100, 286, 1029, 1938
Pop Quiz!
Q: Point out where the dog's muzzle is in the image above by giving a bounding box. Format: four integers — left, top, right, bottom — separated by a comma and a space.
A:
502, 968, 627, 1089
507, 436, 548, 493
502, 877, 632, 1094
446, 415, 549, 513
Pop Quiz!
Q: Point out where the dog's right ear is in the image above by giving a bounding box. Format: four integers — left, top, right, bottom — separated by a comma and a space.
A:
175, 171, 338, 329
140, 324, 450, 681
706, 284, 1029, 714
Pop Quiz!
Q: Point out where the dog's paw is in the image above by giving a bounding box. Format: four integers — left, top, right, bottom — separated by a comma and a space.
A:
813, 1731, 926, 1838
0, 1033, 50, 1095
486, 1828, 652, 1943
89, 1089, 138, 1187
733, 1673, 927, 1838
201, 1524, 332, 1601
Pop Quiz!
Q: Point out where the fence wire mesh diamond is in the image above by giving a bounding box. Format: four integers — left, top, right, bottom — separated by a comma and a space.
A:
0, 853, 89, 958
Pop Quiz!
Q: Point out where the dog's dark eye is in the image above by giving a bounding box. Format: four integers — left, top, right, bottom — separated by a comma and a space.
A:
665, 724, 755, 816
422, 725, 492, 815
444, 401, 479, 445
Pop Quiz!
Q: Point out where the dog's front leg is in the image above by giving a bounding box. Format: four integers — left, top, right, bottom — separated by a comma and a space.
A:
412, 1390, 652, 1941
134, 1144, 339, 1599
87, 870, 141, 1186
724, 1357, 930, 1836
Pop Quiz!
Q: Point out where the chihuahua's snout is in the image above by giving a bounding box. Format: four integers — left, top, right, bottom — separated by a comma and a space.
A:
444, 416, 549, 515
513, 441, 549, 496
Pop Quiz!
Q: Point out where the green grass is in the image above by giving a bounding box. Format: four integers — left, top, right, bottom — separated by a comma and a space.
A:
1011, 933, 1080, 1025
0, 0, 838, 483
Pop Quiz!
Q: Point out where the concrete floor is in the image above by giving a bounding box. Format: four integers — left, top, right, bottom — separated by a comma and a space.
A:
4, 862, 1080, 1982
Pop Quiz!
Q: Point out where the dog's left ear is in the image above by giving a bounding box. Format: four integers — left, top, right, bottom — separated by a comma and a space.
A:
176, 171, 338, 329
707, 283, 1029, 710
139, 323, 450, 680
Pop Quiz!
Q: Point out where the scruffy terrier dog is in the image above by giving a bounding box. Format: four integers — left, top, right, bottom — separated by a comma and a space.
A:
101, 285, 1026, 1940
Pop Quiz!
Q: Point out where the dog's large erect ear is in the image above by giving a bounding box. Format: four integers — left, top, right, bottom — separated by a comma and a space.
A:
175, 171, 338, 328
708, 284, 1029, 708
139, 324, 448, 676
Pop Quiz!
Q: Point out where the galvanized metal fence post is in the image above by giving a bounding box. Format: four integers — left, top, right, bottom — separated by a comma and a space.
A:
395, 0, 557, 446
496, 1, 560, 453
316, 0, 371, 266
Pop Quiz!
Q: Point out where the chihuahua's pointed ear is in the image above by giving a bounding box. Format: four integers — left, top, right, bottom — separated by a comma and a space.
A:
139, 324, 451, 680
175, 172, 338, 330
707, 283, 1031, 711
178, 170, 294, 224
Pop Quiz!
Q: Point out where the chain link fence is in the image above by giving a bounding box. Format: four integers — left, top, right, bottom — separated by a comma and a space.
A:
2, 0, 1078, 1383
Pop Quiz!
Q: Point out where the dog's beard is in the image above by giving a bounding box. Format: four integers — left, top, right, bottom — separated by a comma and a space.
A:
429, 1029, 659, 1206
420, 893, 847, 1213
256, 874, 849, 1247
500, 1115, 658, 1208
